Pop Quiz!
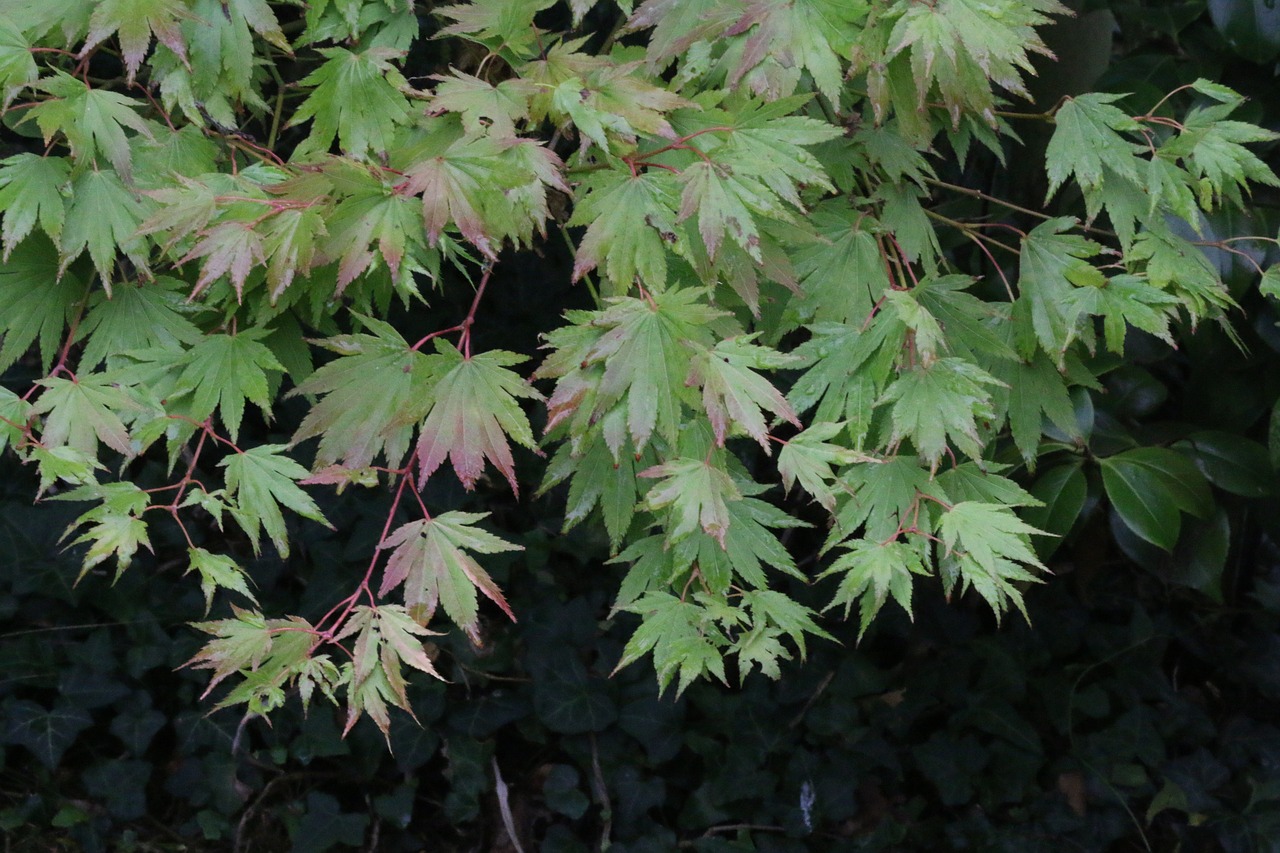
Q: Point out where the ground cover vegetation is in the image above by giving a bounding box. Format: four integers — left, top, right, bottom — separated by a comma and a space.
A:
2, 0, 1280, 849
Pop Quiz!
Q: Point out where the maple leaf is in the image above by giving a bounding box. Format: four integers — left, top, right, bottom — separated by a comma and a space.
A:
1012, 217, 1106, 358
569, 168, 682, 292
878, 357, 1004, 465
640, 456, 742, 546
291, 47, 413, 159
938, 501, 1049, 620
414, 341, 543, 495
1062, 273, 1181, 353
821, 538, 928, 639
829, 456, 950, 545
55, 481, 151, 578
185, 606, 274, 695
377, 511, 521, 629
0, 17, 37, 108
688, 335, 800, 450
778, 421, 868, 512
334, 605, 444, 738
724, 0, 866, 103
325, 178, 425, 290
990, 351, 1080, 464
431, 70, 535, 138
59, 168, 149, 281
171, 330, 283, 441
81, 0, 192, 82
0, 385, 32, 455
1127, 229, 1234, 322
1045, 92, 1146, 202
27, 73, 155, 181
789, 203, 891, 327
32, 374, 135, 457
74, 279, 204, 371
667, 492, 808, 591
434, 0, 556, 61
628, 0, 741, 71
0, 237, 86, 374
0, 154, 67, 258
615, 592, 731, 695
292, 317, 438, 470
221, 444, 331, 557
787, 315, 906, 425
186, 546, 257, 614
545, 432, 642, 549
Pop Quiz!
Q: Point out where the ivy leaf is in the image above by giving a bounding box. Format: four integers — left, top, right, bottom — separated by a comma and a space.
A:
415, 342, 543, 495
0, 154, 69, 256
82, 0, 192, 82
938, 501, 1049, 620
879, 357, 1004, 465
0, 237, 86, 374
640, 456, 742, 546
291, 47, 413, 158
292, 318, 437, 470
173, 331, 284, 441
821, 538, 929, 639
778, 421, 867, 512
32, 374, 135, 457
377, 511, 521, 629
28, 73, 154, 181
186, 547, 257, 614
689, 336, 800, 450
569, 169, 681, 291
221, 444, 331, 557
615, 592, 729, 696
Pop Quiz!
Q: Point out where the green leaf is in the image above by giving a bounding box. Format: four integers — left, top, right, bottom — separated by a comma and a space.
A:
1178, 430, 1273, 497
1046, 92, 1145, 201
32, 374, 135, 457
0, 154, 69, 256
172, 331, 284, 441
0, 236, 86, 373
74, 279, 204, 371
431, 70, 534, 138
688, 335, 799, 449
0, 17, 38, 108
334, 605, 443, 738
821, 538, 928, 639
186, 547, 257, 614
59, 168, 148, 281
1021, 463, 1086, 558
1012, 218, 1104, 358
778, 421, 868, 512
414, 342, 543, 494
291, 47, 413, 158
615, 592, 730, 696
990, 351, 1079, 464
640, 456, 742, 546
938, 501, 1049, 620
221, 444, 331, 557
292, 317, 436, 470
879, 357, 1004, 465
28, 73, 154, 181
377, 511, 521, 630
56, 481, 151, 578
569, 169, 681, 292
1099, 447, 1213, 551
83, 0, 192, 82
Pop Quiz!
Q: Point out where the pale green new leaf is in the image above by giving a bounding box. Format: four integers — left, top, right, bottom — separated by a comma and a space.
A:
59, 168, 148, 281
431, 71, 534, 138
414, 342, 543, 494
570, 169, 682, 291
221, 444, 331, 557
616, 592, 729, 695
1045, 92, 1145, 200
938, 501, 1049, 619
778, 421, 867, 512
0, 17, 37, 107
1013, 217, 1105, 357
377, 511, 521, 629
32, 374, 134, 457
186, 546, 257, 613
56, 481, 150, 578
334, 605, 444, 737
821, 538, 928, 639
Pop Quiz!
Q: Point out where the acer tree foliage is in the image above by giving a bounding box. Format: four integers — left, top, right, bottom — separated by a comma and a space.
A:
0, 0, 1278, 738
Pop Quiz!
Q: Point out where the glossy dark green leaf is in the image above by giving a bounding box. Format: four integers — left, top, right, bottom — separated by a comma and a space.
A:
1100, 447, 1212, 551
1179, 431, 1273, 497
3, 700, 92, 768
1022, 463, 1087, 558
1209, 0, 1280, 62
